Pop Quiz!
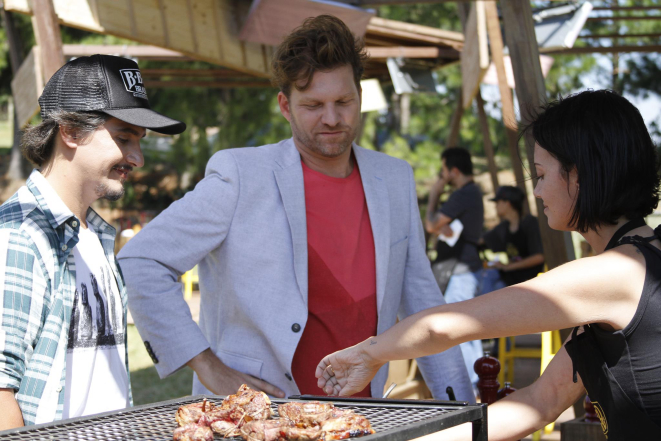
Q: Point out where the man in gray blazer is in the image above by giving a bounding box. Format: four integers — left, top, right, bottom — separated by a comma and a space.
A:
118, 15, 474, 402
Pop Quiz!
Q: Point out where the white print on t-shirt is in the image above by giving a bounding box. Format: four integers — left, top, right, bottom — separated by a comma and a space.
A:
63, 225, 128, 419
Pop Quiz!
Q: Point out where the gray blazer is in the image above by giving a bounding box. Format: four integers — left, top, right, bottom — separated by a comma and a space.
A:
118, 139, 474, 401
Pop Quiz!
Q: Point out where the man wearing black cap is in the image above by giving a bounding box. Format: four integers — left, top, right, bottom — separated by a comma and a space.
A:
482, 186, 545, 287
0, 55, 185, 429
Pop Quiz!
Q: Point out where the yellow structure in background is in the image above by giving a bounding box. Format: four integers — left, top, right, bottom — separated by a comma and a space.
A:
182, 266, 199, 300
498, 330, 562, 440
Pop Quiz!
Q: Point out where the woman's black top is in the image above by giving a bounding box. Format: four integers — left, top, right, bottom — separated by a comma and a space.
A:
565, 219, 661, 439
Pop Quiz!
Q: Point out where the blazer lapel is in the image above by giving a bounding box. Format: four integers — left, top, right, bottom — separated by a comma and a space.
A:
274, 140, 308, 305
355, 145, 390, 313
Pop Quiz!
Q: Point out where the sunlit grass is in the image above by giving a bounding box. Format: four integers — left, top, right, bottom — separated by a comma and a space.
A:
128, 324, 194, 405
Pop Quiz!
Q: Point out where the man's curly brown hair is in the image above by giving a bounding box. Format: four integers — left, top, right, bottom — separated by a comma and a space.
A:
271, 15, 368, 97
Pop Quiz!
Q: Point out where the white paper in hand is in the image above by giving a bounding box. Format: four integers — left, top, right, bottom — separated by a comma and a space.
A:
438, 219, 464, 247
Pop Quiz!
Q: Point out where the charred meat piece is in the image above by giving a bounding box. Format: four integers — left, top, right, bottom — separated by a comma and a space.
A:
240, 419, 322, 441
175, 399, 215, 427
173, 423, 214, 441
278, 401, 334, 427
221, 384, 273, 421
321, 412, 375, 440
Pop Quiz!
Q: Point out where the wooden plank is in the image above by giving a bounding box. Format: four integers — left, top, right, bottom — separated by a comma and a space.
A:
484, 0, 527, 206
461, 1, 488, 109
144, 80, 272, 88
160, 0, 195, 53
140, 68, 252, 77
366, 46, 446, 58
11, 46, 43, 128
593, 6, 661, 11
214, 0, 245, 70
476, 90, 499, 193
51, 0, 103, 33
132, 0, 167, 46
368, 16, 464, 44
587, 15, 661, 21
188, 0, 220, 60
62, 44, 190, 60
578, 32, 661, 39
546, 45, 661, 54
32, 0, 64, 82
5, 0, 272, 77
95, 0, 132, 35
501, 0, 572, 269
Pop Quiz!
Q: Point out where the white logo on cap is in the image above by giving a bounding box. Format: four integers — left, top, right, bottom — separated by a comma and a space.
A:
119, 69, 148, 100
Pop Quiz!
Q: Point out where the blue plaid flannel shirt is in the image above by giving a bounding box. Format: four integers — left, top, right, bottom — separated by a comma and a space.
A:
0, 170, 131, 425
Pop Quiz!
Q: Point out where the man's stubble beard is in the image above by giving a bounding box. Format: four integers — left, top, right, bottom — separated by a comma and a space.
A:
289, 111, 358, 158
96, 183, 125, 202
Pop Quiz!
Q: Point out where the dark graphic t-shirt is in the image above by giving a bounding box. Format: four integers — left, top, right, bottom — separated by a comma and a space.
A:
435, 181, 484, 272
483, 214, 544, 285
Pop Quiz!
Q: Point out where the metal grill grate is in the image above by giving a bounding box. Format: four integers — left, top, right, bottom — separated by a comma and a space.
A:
0, 396, 487, 441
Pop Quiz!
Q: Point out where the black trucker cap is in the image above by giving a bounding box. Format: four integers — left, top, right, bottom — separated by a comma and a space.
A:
490, 185, 525, 203
38, 55, 185, 135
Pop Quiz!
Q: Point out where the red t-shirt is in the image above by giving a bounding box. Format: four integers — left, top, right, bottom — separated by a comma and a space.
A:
291, 161, 378, 397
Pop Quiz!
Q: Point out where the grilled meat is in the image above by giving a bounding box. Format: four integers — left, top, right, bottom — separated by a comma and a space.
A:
278, 401, 334, 427
321, 412, 375, 440
172, 423, 213, 441
221, 384, 273, 421
175, 399, 214, 427
240, 419, 322, 441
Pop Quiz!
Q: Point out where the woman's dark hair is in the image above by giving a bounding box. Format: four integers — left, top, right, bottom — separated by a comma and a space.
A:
271, 14, 368, 97
442, 147, 473, 176
524, 89, 660, 233
21, 111, 109, 166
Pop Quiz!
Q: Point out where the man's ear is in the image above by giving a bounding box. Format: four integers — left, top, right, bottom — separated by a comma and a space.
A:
277, 91, 292, 123
58, 125, 81, 149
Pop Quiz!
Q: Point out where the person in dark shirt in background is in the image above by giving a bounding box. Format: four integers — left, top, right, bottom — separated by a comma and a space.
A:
426, 147, 484, 388
482, 186, 545, 287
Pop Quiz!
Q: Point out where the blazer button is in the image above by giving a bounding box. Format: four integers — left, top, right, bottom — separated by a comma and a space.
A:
285, 373, 293, 381
291, 323, 301, 333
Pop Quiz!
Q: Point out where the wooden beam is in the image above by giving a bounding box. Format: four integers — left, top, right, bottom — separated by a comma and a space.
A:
546, 45, 661, 54
501, 0, 574, 269
62, 44, 192, 60
484, 0, 528, 208
592, 6, 661, 11
366, 46, 459, 59
31, 0, 64, 81
476, 90, 499, 193
461, 1, 489, 108
144, 80, 273, 88
578, 33, 661, 39
587, 15, 661, 22
140, 68, 253, 78
446, 89, 463, 148
368, 16, 464, 44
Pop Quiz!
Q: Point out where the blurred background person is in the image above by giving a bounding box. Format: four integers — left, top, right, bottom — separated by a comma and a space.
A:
425, 147, 484, 390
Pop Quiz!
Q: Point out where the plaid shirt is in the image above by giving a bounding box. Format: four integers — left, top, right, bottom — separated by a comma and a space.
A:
0, 170, 131, 425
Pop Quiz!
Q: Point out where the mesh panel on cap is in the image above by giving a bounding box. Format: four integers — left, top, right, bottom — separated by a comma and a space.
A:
39, 57, 111, 118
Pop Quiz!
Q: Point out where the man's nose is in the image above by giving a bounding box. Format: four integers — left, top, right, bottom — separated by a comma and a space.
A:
321, 104, 340, 127
126, 143, 145, 168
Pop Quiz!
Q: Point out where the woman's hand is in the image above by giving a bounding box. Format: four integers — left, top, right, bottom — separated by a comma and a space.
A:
315, 340, 385, 396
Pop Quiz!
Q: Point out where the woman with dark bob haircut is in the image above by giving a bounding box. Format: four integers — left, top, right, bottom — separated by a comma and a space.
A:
315, 90, 661, 440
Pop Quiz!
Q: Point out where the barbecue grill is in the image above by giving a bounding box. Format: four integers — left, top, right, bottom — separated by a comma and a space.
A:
0, 395, 487, 441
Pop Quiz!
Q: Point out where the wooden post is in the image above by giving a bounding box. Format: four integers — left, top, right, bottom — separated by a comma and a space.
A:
446, 91, 463, 148
484, 1, 528, 211
31, 0, 65, 82
500, 0, 572, 270
2, 9, 26, 180
475, 90, 499, 192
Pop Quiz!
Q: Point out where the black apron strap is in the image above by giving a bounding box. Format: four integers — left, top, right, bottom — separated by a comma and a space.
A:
605, 218, 646, 251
